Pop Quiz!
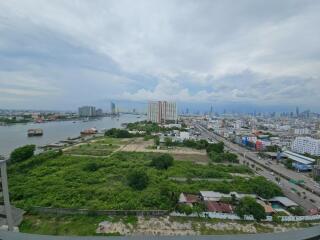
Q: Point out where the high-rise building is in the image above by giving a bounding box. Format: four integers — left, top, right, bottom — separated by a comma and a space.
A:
291, 137, 320, 156
147, 101, 177, 123
78, 106, 96, 117
296, 106, 300, 117
110, 102, 116, 115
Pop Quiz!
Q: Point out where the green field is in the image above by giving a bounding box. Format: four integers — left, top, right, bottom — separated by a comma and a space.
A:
8, 144, 282, 211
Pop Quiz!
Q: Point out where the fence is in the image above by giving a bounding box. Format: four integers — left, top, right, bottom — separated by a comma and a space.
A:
170, 212, 320, 222
30, 207, 320, 222
30, 206, 168, 217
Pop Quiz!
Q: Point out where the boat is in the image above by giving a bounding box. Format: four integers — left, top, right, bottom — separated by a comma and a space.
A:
80, 127, 98, 135
28, 128, 43, 137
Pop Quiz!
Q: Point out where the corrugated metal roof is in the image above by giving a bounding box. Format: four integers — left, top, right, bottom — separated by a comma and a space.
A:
269, 196, 298, 207
283, 151, 315, 165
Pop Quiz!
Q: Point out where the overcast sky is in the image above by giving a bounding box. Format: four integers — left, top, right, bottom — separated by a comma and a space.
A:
0, 0, 320, 112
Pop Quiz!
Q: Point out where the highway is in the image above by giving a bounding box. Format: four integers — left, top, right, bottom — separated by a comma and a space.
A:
194, 123, 320, 212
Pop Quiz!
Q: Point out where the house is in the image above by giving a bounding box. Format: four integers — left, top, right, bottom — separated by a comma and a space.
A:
269, 196, 298, 209
199, 191, 257, 202
178, 193, 200, 207
205, 201, 233, 213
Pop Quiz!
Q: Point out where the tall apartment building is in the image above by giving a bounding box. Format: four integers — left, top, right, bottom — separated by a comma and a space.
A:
78, 106, 96, 117
110, 102, 116, 115
291, 136, 320, 156
147, 101, 177, 123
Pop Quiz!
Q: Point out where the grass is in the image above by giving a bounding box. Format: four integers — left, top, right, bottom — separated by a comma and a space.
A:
19, 213, 113, 236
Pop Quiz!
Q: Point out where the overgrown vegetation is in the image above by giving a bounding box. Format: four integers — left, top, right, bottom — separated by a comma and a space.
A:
8, 147, 282, 211
19, 213, 119, 236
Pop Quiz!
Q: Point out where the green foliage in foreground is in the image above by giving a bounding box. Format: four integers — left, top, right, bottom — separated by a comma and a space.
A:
235, 197, 266, 221
10, 144, 36, 163
8, 150, 281, 210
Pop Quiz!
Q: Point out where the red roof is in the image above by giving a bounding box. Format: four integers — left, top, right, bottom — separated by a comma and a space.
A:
205, 201, 233, 213
184, 193, 199, 203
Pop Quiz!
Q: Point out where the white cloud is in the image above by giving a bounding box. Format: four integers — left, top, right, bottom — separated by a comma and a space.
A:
0, 0, 319, 110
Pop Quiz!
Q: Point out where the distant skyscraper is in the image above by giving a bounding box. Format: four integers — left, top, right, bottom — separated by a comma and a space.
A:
110, 102, 116, 115
147, 101, 177, 123
210, 105, 213, 117
296, 106, 300, 117
78, 106, 96, 117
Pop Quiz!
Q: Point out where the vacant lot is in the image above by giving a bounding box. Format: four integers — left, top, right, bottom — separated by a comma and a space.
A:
7, 148, 277, 211
64, 137, 132, 157
121, 138, 210, 164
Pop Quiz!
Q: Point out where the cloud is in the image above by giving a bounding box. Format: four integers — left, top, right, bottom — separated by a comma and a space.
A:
0, 0, 319, 110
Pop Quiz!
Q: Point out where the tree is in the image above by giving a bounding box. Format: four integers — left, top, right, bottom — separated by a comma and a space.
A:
206, 142, 224, 153
235, 197, 266, 221
250, 177, 282, 199
10, 145, 36, 163
151, 154, 174, 170
164, 137, 173, 146
154, 136, 160, 146
105, 128, 131, 138
288, 206, 304, 216
127, 170, 149, 190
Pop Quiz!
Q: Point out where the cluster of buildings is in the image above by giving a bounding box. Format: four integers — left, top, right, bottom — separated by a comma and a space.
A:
78, 106, 103, 117
198, 114, 320, 178
178, 191, 300, 216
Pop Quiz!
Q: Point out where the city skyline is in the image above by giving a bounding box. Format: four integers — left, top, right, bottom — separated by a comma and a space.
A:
0, 0, 320, 111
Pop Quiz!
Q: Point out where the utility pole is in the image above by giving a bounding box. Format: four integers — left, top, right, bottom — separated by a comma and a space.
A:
0, 159, 13, 231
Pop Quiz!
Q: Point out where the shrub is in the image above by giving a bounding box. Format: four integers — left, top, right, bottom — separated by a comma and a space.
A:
176, 204, 193, 215
10, 145, 36, 163
83, 162, 102, 172
127, 170, 149, 190
151, 154, 174, 170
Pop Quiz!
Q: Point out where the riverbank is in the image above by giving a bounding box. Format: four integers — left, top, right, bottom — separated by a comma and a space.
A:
0, 114, 145, 157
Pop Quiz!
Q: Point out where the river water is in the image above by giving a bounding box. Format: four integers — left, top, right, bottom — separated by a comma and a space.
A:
0, 114, 145, 157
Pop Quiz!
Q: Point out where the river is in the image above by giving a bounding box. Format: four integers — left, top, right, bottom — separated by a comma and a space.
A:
0, 114, 145, 157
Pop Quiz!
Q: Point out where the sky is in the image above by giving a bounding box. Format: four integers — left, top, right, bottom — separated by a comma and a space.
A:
0, 0, 320, 112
